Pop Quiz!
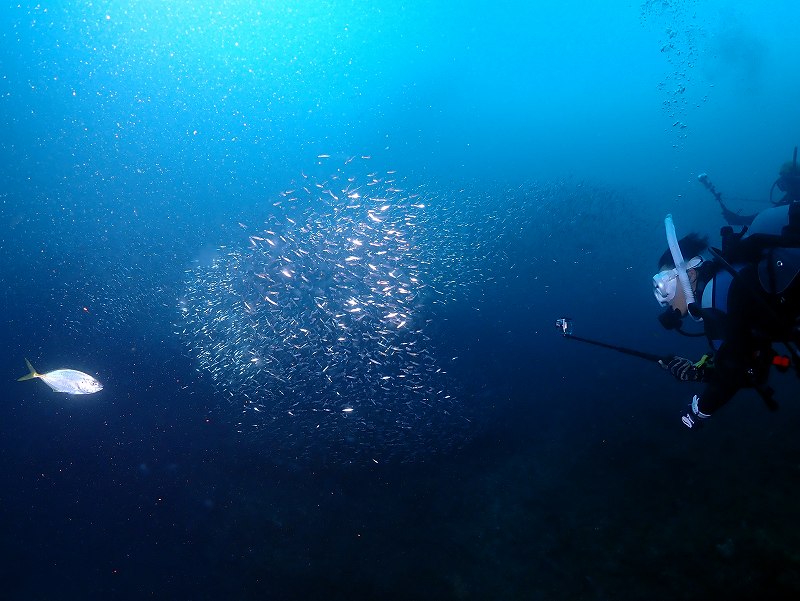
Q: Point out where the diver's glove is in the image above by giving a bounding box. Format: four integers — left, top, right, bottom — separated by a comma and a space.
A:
681, 394, 711, 429
659, 356, 704, 382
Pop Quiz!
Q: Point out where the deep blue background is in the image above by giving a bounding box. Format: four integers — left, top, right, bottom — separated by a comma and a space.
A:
2, 2, 800, 599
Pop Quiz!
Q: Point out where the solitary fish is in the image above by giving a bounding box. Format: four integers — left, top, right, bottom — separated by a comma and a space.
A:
17, 358, 103, 395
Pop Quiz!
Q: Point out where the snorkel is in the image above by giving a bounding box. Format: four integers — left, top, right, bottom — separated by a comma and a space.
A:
665, 214, 696, 308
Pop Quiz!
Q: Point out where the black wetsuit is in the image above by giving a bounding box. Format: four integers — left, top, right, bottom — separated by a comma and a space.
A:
696, 256, 800, 415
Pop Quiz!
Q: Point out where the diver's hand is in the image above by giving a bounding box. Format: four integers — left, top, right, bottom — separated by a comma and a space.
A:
659, 356, 702, 382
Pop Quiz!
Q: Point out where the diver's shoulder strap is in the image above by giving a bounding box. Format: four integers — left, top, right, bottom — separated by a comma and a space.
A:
782, 200, 800, 239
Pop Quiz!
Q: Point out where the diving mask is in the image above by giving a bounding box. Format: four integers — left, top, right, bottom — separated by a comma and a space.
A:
653, 256, 703, 307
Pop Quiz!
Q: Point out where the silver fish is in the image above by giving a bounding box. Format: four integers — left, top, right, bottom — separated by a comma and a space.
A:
17, 358, 103, 395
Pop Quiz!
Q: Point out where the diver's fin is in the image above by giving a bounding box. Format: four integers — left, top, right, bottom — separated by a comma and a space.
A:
17, 358, 41, 381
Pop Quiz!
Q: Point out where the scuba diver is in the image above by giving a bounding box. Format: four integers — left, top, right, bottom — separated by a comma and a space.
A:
701, 147, 800, 226
773, 148, 800, 206
557, 150, 800, 429
654, 202, 800, 428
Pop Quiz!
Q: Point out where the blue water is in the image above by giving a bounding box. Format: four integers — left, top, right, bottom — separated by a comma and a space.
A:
3, 1, 800, 599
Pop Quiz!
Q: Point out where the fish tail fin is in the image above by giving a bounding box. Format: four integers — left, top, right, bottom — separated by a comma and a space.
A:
17, 358, 41, 381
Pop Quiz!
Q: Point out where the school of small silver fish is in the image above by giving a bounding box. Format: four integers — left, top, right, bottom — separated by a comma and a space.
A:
178, 158, 646, 463
179, 160, 477, 463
